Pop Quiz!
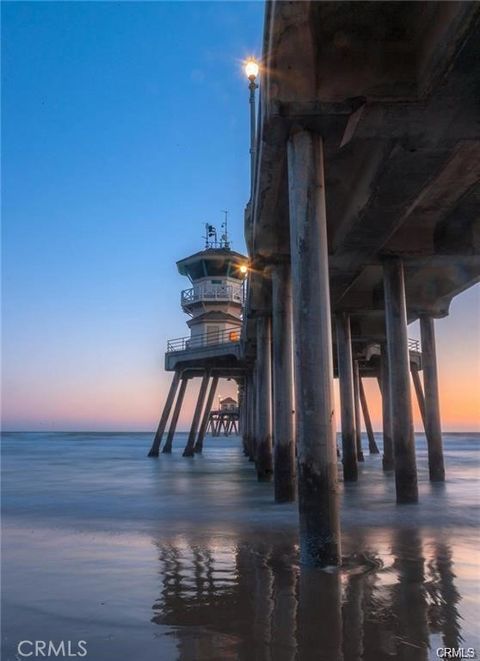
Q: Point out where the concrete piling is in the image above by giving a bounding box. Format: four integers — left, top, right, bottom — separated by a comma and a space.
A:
194, 375, 219, 454
183, 371, 210, 457
255, 314, 274, 481
359, 377, 380, 454
353, 360, 365, 462
271, 262, 296, 501
411, 363, 427, 429
420, 316, 445, 482
162, 374, 189, 454
287, 129, 340, 566
248, 374, 257, 462
383, 258, 418, 503
379, 346, 394, 471
335, 313, 358, 481
148, 370, 181, 457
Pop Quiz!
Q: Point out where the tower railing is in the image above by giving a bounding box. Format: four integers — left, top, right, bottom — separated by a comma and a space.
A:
167, 327, 241, 353
408, 338, 420, 353
181, 284, 244, 306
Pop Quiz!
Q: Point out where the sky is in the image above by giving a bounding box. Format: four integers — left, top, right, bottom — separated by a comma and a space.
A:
2, 1, 479, 433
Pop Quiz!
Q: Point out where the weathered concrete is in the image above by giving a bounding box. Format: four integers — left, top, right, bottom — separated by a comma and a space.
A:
359, 377, 380, 454
420, 316, 445, 481
148, 370, 181, 457
379, 346, 394, 471
287, 129, 340, 566
271, 262, 296, 502
335, 313, 358, 481
383, 258, 418, 503
353, 360, 365, 462
162, 375, 189, 454
255, 314, 273, 481
194, 376, 219, 454
183, 372, 210, 457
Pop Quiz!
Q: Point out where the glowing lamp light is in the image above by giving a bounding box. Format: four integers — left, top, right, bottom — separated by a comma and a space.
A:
240, 264, 248, 274
244, 58, 259, 80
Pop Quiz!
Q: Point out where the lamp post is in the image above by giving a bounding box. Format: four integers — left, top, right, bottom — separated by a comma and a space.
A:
244, 58, 259, 195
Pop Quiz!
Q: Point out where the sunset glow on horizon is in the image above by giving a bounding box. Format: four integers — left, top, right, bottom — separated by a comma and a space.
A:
2, 2, 479, 435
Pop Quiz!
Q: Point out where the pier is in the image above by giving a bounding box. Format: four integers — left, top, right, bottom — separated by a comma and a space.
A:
150, 1, 480, 566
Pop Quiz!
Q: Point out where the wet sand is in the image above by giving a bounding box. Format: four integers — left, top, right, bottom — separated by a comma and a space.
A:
2, 432, 479, 660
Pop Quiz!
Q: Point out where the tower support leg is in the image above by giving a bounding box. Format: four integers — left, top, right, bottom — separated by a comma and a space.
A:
272, 262, 296, 502
383, 258, 418, 503
148, 371, 181, 457
194, 376, 219, 454
359, 377, 380, 454
183, 372, 210, 457
335, 313, 358, 481
162, 375, 189, 453
420, 316, 445, 482
287, 129, 340, 566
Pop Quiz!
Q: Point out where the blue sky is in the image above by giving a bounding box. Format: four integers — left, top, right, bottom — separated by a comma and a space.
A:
2, 1, 264, 430
2, 1, 478, 431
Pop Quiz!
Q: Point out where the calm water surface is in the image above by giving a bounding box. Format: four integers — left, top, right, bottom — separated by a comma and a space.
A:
2, 432, 479, 660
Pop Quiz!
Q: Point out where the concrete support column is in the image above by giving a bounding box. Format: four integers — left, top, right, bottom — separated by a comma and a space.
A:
353, 360, 365, 462
241, 378, 249, 456
162, 375, 189, 453
271, 262, 296, 502
287, 129, 340, 566
411, 363, 427, 429
148, 370, 181, 457
255, 315, 273, 481
183, 371, 210, 457
249, 372, 257, 462
335, 313, 358, 481
380, 345, 394, 471
237, 379, 246, 438
359, 377, 380, 454
383, 258, 418, 503
194, 375, 218, 454
420, 316, 445, 482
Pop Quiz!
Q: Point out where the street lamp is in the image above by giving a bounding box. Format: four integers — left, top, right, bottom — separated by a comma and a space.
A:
244, 57, 259, 195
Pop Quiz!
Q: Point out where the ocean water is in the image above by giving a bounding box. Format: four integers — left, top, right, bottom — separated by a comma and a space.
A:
1, 431, 479, 661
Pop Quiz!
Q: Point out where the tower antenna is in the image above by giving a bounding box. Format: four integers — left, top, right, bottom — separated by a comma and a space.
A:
203, 222, 217, 249
221, 210, 231, 250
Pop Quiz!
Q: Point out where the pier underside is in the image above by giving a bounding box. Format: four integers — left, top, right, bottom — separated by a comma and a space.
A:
151, 1, 480, 567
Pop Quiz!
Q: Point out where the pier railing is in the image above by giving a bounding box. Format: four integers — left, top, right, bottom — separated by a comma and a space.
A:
181, 284, 244, 307
167, 327, 241, 353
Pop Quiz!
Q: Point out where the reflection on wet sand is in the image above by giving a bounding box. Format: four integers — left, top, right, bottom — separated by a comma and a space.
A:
151, 530, 463, 660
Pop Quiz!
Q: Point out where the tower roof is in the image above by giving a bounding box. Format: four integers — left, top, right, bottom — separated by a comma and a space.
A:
177, 248, 248, 282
